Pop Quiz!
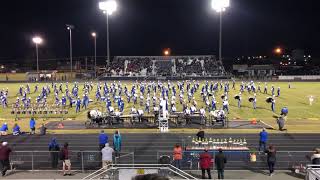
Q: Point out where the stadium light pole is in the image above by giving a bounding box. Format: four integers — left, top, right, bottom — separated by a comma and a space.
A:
92, 32, 97, 77
66, 24, 74, 75
99, 0, 117, 67
32, 36, 43, 74
212, 0, 230, 62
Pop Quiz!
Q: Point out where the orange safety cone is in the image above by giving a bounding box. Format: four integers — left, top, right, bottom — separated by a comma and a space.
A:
57, 122, 64, 129
251, 118, 257, 125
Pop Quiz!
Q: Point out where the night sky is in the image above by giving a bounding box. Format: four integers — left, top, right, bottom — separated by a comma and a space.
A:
0, 0, 319, 63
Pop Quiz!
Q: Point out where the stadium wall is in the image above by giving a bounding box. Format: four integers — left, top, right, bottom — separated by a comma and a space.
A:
98, 75, 231, 81
278, 75, 320, 80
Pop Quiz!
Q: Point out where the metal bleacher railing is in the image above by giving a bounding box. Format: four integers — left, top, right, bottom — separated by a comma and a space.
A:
83, 164, 198, 180
9, 150, 314, 172
157, 150, 313, 171
9, 151, 134, 172
306, 165, 320, 180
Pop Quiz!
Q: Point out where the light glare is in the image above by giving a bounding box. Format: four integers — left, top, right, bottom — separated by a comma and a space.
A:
92, 32, 97, 37
212, 0, 230, 12
32, 37, 43, 44
99, 0, 117, 15
275, 47, 282, 54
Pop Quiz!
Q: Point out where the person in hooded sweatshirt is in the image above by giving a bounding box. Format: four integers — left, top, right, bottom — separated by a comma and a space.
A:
49, 138, 60, 168
113, 130, 122, 157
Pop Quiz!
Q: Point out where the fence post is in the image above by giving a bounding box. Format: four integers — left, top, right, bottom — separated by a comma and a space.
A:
132, 152, 135, 167
81, 151, 84, 173
31, 151, 34, 172
157, 151, 159, 163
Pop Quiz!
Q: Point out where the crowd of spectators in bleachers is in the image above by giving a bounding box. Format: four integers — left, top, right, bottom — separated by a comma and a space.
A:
106, 56, 225, 77
175, 57, 203, 75
155, 61, 173, 76
175, 56, 225, 76
125, 57, 153, 75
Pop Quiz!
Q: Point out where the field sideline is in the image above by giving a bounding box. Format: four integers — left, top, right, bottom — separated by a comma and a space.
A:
0, 81, 319, 134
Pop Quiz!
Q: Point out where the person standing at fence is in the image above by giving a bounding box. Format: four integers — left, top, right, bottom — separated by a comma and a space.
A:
0, 142, 12, 177
265, 145, 276, 176
29, 117, 36, 135
60, 142, 71, 176
49, 138, 60, 169
101, 143, 114, 168
99, 130, 108, 150
215, 148, 227, 179
113, 130, 122, 157
173, 144, 182, 169
259, 128, 268, 153
200, 148, 212, 179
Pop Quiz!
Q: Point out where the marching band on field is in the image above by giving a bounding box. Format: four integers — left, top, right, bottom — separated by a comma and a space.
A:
4, 80, 290, 118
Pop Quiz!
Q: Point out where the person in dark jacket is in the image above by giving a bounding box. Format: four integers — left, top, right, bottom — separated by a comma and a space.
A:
259, 128, 268, 152
265, 145, 276, 176
29, 117, 36, 135
40, 124, 47, 135
196, 128, 205, 141
200, 148, 212, 179
0, 142, 12, 176
49, 138, 60, 168
215, 148, 227, 179
99, 130, 108, 150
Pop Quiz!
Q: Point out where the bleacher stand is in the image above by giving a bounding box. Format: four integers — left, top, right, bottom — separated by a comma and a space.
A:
107, 55, 226, 77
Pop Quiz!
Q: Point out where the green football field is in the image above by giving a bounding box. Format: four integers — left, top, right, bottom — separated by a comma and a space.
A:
0, 81, 319, 133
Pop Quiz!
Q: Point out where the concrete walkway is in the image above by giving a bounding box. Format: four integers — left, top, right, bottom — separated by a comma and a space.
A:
3, 170, 305, 179
187, 170, 305, 180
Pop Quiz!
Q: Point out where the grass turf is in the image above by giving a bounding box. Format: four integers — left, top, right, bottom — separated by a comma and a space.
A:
0, 81, 319, 133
